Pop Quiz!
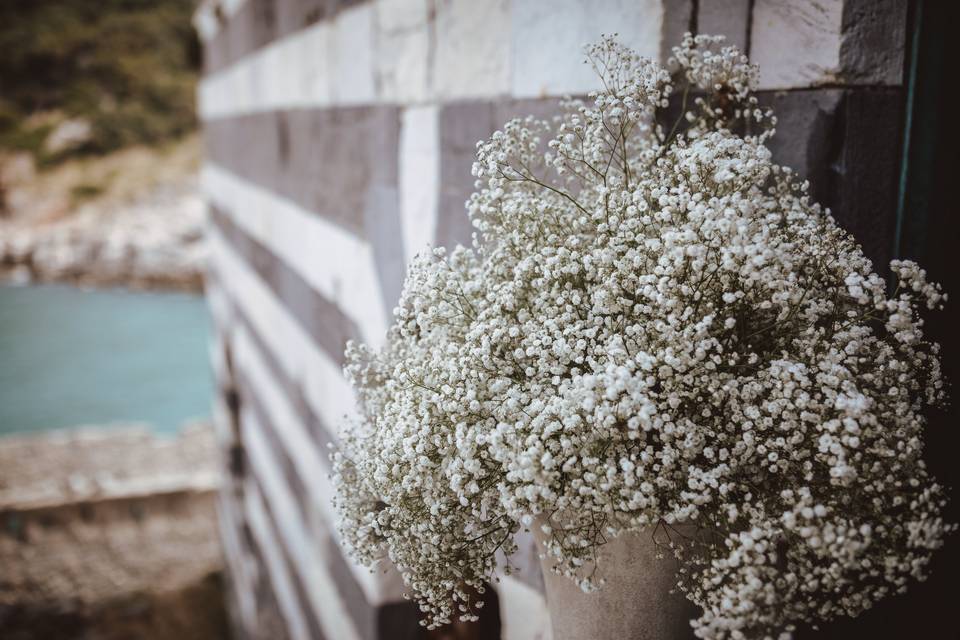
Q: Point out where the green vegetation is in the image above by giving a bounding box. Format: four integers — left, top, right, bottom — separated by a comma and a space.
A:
69, 181, 107, 203
0, 0, 200, 166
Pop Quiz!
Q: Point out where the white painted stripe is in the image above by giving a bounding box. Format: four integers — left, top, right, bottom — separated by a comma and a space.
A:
244, 481, 313, 640
751, 0, 845, 90
205, 287, 229, 368
193, 8, 219, 42
330, 2, 377, 105
219, 0, 246, 18
206, 227, 358, 432
205, 264, 229, 328
198, 22, 327, 117
398, 105, 440, 266
199, 3, 376, 119
241, 406, 364, 640
509, 0, 663, 99
208, 337, 226, 387
432, 0, 511, 100
193, 0, 248, 42
197, 0, 511, 117
232, 318, 406, 605
496, 575, 553, 640
197, 0, 674, 118
203, 164, 389, 349
374, 0, 431, 103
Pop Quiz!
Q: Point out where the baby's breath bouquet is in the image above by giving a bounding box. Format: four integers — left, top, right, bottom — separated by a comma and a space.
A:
332, 35, 953, 639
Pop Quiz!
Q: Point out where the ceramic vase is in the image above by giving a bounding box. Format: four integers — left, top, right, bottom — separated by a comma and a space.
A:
534, 525, 698, 640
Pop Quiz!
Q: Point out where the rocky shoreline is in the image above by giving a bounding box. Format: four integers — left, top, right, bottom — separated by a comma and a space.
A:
0, 181, 206, 293
0, 423, 228, 640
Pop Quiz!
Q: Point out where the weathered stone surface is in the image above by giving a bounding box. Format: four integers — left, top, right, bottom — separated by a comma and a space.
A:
202, 0, 347, 74
760, 88, 845, 188
219, 485, 293, 640
433, 0, 511, 100
209, 205, 361, 366
510, 0, 663, 98
203, 163, 391, 347
363, 106, 406, 311
374, 0, 431, 103
274, 0, 333, 37
435, 97, 569, 251
233, 370, 420, 640
751, 0, 845, 89
759, 86, 903, 270
0, 423, 218, 509
436, 100, 495, 249
329, 3, 378, 105
660, 0, 695, 63
203, 0, 276, 74
242, 476, 332, 640
698, 0, 751, 51
203, 106, 401, 241
751, 0, 907, 89
839, 0, 907, 86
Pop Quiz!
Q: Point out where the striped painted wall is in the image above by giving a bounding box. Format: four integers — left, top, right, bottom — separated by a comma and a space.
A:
195, 1, 909, 639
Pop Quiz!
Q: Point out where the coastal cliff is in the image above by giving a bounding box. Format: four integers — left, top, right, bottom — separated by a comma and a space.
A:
0, 137, 205, 292
0, 424, 227, 640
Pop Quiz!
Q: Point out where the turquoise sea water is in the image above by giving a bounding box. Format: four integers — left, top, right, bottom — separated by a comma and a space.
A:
0, 284, 213, 436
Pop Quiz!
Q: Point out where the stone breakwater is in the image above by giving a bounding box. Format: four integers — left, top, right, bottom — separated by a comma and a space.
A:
0, 182, 207, 292
0, 423, 228, 640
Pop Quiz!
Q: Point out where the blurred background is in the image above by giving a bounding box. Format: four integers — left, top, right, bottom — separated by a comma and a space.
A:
0, 1, 210, 433
0, 2, 226, 638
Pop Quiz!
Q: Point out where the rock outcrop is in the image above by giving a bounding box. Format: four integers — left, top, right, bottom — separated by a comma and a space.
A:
0, 180, 206, 292
0, 423, 227, 640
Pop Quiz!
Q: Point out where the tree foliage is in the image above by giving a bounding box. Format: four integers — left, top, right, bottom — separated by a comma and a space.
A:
0, 0, 199, 163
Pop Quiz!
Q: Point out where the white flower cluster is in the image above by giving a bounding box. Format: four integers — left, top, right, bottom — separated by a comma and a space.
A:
332, 34, 953, 638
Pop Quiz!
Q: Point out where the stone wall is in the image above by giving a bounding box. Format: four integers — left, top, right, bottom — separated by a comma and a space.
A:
194, 2, 909, 639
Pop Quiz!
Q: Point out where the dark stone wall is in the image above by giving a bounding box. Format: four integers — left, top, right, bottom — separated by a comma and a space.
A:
761, 87, 904, 271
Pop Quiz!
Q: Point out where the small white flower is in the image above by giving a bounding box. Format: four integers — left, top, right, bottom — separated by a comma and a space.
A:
332, 34, 953, 638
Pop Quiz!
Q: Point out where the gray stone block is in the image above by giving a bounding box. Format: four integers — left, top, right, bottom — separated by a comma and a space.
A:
436, 97, 570, 251
204, 106, 400, 245
436, 101, 496, 250
750, 0, 907, 89
660, 0, 695, 62
204, 0, 354, 75
840, 0, 908, 86
760, 89, 846, 190
759, 86, 903, 270
698, 0, 751, 51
